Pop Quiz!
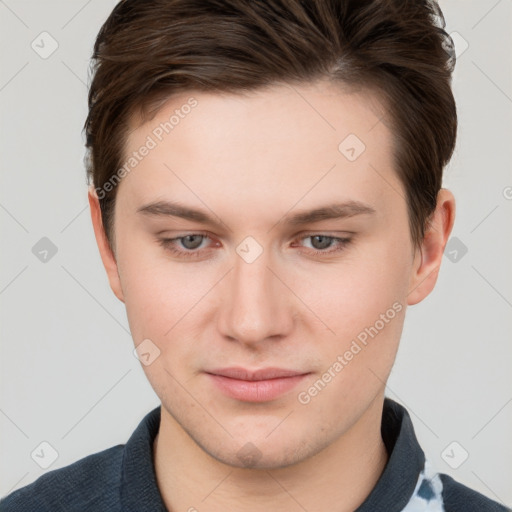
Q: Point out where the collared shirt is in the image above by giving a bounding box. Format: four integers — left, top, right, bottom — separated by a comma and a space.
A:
1, 398, 509, 511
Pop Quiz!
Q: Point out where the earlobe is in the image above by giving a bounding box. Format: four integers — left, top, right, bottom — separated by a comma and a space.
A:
407, 189, 456, 306
88, 186, 125, 303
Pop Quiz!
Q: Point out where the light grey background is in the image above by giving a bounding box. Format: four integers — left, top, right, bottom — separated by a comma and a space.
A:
1, 0, 511, 506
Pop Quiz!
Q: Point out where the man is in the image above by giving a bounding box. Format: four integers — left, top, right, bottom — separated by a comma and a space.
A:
1, 0, 509, 510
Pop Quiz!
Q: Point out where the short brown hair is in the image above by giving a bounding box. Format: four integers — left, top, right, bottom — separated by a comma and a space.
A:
84, 0, 457, 252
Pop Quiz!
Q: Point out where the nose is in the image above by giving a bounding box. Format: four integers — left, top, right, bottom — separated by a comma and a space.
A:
216, 245, 295, 348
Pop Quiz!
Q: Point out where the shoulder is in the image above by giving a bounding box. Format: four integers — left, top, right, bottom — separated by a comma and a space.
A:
0, 444, 124, 512
440, 473, 511, 512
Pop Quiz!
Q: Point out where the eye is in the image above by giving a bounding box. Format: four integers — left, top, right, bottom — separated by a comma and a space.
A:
158, 233, 213, 259
294, 234, 353, 256
173, 234, 205, 250
157, 233, 353, 260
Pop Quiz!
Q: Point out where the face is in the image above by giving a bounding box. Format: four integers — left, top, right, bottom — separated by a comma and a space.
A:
90, 80, 443, 469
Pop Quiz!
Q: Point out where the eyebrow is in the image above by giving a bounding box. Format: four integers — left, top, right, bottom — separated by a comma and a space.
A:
137, 199, 376, 228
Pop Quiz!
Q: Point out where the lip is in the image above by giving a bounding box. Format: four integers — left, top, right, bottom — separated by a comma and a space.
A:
205, 367, 310, 402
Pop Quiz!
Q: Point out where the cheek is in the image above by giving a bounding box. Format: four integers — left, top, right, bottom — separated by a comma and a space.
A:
298, 240, 409, 385
116, 238, 192, 341
295, 240, 409, 338
295, 264, 406, 420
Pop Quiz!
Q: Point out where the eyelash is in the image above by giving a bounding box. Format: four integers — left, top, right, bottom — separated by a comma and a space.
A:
157, 232, 353, 259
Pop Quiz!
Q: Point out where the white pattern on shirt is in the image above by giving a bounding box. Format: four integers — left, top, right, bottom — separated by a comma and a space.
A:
401, 459, 445, 512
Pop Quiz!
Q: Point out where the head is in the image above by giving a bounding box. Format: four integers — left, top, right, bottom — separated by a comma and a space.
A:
86, 0, 457, 468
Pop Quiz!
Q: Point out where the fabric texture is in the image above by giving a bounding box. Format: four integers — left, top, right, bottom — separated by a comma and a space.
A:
1, 398, 509, 511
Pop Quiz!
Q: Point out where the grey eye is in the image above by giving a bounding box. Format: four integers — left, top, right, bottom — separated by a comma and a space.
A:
309, 235, 335, 250
179, 234, 205, 250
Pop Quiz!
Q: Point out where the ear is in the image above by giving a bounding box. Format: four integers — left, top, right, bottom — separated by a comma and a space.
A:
407, 188, 456, 306
88, 186, 125, 303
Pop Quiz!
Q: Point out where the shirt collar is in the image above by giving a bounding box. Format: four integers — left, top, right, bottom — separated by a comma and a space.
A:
120, 405, 166, 511
120, 397, 424, 511
355, 397, 425, 511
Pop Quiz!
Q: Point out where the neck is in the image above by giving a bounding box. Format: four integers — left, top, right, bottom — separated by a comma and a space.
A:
153, 394, 388, 512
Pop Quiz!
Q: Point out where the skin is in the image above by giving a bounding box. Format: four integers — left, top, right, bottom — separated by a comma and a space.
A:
89, 79, 455, 512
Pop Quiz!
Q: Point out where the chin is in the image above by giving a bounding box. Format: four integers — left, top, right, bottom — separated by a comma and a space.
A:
190, 426, 323, 470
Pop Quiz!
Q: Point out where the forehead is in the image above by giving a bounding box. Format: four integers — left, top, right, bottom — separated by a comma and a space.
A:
119, 81, 402, 223
129, 80, 387, 150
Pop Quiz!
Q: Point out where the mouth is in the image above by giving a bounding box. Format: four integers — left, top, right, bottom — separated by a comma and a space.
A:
205, 367, 311, 402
